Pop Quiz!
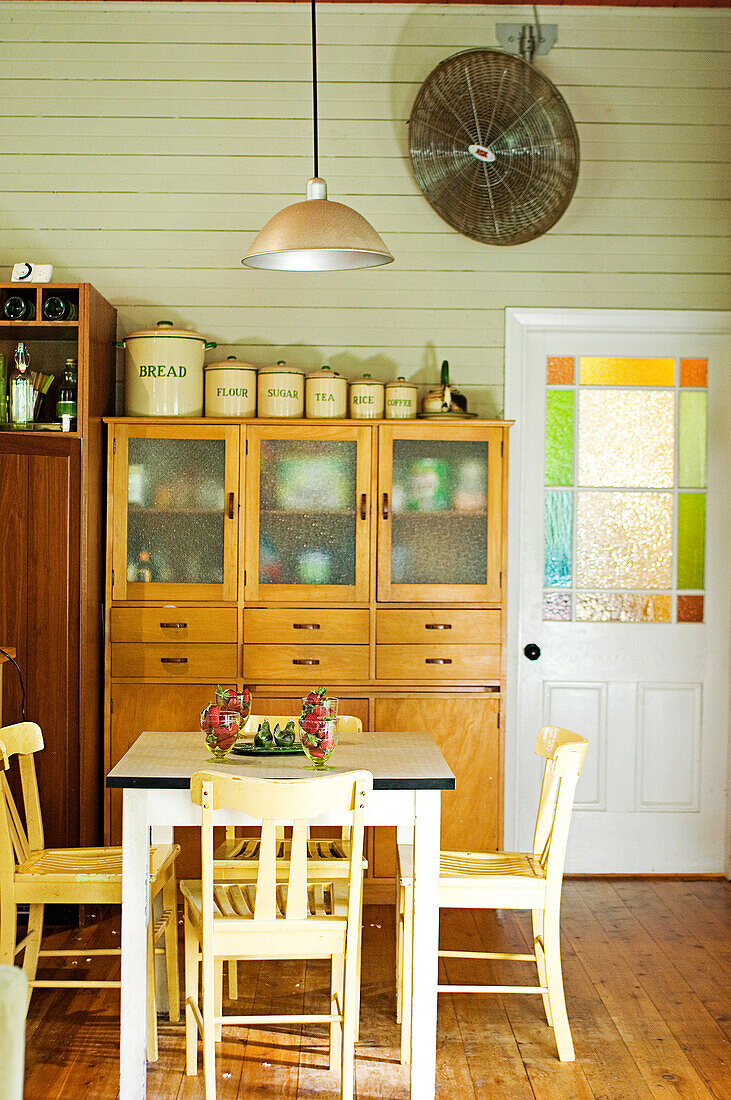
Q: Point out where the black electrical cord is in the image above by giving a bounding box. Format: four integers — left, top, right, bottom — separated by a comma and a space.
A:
0, 647, 26, 721
311, 0, 319, 179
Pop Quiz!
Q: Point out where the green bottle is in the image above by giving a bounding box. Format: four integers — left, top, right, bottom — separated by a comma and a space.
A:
56, 357, 78, 431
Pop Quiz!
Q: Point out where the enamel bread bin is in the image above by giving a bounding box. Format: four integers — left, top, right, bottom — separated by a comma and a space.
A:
120, 320, 216, 417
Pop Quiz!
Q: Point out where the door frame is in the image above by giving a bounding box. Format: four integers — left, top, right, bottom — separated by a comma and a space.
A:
503, 308, 731, 866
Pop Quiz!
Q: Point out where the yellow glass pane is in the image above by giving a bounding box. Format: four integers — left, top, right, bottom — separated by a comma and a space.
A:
577, 390, 674, 488
579, 358, 675, 386
576, 491, 672, 588
576, 593, 671, 623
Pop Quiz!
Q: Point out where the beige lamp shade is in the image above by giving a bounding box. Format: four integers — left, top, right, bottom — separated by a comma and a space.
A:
242, 177, 394, 271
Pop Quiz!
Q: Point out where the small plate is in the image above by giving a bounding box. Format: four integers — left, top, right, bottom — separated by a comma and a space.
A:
418, 410, 477, 419
231, 742, 305, 756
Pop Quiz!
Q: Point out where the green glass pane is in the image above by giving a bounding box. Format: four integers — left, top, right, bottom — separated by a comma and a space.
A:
544, 490, 572, 587
677, 494, 705, 589
678, 391, 707, 488
545, 391, 574, 486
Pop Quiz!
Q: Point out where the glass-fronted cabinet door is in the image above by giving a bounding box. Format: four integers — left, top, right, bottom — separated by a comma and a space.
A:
244, 425, 371, 602
377, 423, 504, 602
110, 424, 240, 601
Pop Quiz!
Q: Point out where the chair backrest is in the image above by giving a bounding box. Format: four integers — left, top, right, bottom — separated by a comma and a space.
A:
242, 714, 363, 736
192, 769, 372, 929
0, 723, 46, 891
532, 726, 588, 893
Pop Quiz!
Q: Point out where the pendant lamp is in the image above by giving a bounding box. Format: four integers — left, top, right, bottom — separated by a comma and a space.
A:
242, 0, 393, 272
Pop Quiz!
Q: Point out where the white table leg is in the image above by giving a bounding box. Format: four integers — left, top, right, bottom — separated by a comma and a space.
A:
120, 788, 150, 1099
409, 790, 440, 1098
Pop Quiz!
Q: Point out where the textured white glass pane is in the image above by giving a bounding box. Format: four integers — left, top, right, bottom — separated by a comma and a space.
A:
578, 390, 674, 488
576, 491, 672, 588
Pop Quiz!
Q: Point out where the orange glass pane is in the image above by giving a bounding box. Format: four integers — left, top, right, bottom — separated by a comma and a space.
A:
680, 359, 707, 387
579, 358, 674, 386
677, 595, 704, 622
547, 356, 574, 385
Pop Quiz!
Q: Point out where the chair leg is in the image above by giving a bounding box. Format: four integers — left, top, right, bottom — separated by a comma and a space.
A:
215, 959, 223, 1042
354, 884, 364, 1040
162, 874, 180, 1023
532, 907, 553, 1027
147, 913, 159, 1063
0, 895, 17, 969
21, 904, 45, 1013
202, 947, 217, 1100
227, 958, 238, 1002
399, 882, 413, 1066
184, 909, 199, 1076
543, 910, 575, 1061
341, 953, 356, 1100
330, 953, 344, 1072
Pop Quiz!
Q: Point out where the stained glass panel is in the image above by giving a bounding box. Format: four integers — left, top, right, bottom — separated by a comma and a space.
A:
545, 391, 574, 486
579, 358, 674, 386
678, 391, 707, 488
544, 490, 573, 587
543, 592, 572, 621
547, 356, 574, 385
575, 491, 672, 588
677, 594, 704, 622
576, 593, 671, 623
577, 390, 674, 488
680, 359, 707, 387
677, 494, 705, 589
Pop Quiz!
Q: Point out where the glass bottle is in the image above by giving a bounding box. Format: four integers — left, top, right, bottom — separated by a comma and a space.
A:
4, 295, 36, 320
42, 295, 78, 321
135, 550, 154, 583
0, 353, 7, 422
56, 358, 78, 431
9, 342, 35, 428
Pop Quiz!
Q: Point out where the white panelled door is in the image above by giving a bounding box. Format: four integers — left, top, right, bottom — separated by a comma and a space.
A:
505, 310, 730, 872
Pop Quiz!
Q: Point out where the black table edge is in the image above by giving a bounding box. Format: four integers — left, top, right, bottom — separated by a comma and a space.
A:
106, 776, 455, 791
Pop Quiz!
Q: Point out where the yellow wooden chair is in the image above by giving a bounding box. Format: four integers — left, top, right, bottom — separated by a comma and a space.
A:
397, 725, 587, 1064
215, 714, 364, 1001
181, 768, 372, 1100
0, 721, 180, 1060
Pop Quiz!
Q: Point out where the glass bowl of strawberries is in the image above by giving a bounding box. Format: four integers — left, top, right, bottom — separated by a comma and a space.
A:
200, 705, 239, 760
299, 687, 339, 769
214, 686, 252, 734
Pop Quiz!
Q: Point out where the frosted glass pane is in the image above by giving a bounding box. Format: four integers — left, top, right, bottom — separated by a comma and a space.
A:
126, 437, 226, 584
391, 440, 489, 585
678, 392, 707, 488
259, 439, 356, 585
677, 494, 705, 590
543, 592, 571, 621
545, 391, 574, 486
576, 593, 671, 623
579, 358, 674, 385
576, 491, 672, 588
577, 390, 674, 488
544, 490, 572, 587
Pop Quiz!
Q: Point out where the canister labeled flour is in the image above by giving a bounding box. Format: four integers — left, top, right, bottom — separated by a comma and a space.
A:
119, 320, 216, 417
349, 373, 385, 419
204, 357, 257, 417
385, 376, 418, 419
305, 365, 347, 418
257, 363, 305, 417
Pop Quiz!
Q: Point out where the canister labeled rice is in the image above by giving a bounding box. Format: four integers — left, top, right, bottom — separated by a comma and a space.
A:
349, 373, 385, 419
257, 363, 305, 418
204, 356, 257, 417
385, 376, 418, 419
118, 320, 216, 417
305, 365, 347, 418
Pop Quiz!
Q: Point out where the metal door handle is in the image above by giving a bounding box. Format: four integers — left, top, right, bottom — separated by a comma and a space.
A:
293, 623, 320, 630
425, 623, 452, 630
161, 656, 188, 664
227, 492, 235, 519
382, 492, 389, 519
293, 658, 319, 665
360, 493, 367, 520
160, 622, 187, 629
426, 658, 452, 665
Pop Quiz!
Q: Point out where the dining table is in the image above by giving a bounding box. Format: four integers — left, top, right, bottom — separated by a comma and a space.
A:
107, 728, 455, 1098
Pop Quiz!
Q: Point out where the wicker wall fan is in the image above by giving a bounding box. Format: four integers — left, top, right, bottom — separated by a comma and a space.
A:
409, 48, 579, 246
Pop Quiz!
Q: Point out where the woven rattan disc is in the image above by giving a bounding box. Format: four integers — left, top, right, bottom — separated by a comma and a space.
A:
409, 49, 580, 246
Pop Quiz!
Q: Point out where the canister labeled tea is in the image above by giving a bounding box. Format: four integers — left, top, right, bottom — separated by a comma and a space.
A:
385, 376, 418, 419
349, 373, 385, 419
257, 363, 305, 418
305, 365, 347, 418
205, 356, 257, 417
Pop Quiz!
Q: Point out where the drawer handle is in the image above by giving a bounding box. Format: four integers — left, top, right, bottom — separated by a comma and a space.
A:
360, 493, 367, 520
161, 656, 188, 664
293, 658, 320, 665
228, 492, 235, 520
425, 658, 452, 665
160, 622, 187, 629
382, 492, 389, 520
293, 623, 320, 630
425, 623, 452, 630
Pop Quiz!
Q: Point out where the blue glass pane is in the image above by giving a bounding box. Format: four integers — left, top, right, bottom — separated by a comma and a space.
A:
544, 490, 573, 587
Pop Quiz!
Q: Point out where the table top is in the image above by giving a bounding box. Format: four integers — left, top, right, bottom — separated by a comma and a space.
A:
106, 730, 456, 792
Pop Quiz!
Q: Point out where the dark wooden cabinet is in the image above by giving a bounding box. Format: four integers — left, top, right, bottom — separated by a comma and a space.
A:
0, 283, 116, 849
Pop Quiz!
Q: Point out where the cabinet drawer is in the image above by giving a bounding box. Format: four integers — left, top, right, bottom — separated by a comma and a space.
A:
244, 608, 369, 645
376, 609, 501, 645
110, 606, 238, 644
112, 643, 238, 680
376, 644, 501, 681
244, 644, 369, 682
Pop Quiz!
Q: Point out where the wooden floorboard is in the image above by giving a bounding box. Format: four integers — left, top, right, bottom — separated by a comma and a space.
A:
19, 881, 731, 1099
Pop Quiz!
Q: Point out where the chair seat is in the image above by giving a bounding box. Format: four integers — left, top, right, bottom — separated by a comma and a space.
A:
15, 843, 179, 887
181, 878, 350, 922
439, 850, 547, 904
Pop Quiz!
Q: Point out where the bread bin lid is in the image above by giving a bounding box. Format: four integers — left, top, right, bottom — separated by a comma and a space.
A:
386, 375, 418, 391
307, 364, 345, 380
258, 361, 305, 377
205, 355, 257, 371
350, 372, 384, 387
122, 320, 212, 344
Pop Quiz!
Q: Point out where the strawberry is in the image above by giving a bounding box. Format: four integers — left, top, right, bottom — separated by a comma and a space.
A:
305, 691, 320, 705
207, 704, 220, 724
313, 704, 328, 718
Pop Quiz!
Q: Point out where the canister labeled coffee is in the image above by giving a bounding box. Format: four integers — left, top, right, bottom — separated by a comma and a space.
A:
385, 376, 418, 419
205, 357, 257, 417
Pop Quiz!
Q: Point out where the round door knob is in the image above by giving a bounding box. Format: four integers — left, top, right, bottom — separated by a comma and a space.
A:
523, 643, 541, 661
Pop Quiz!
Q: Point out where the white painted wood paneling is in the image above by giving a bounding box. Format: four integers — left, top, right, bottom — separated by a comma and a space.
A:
0, 2, 728, 413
